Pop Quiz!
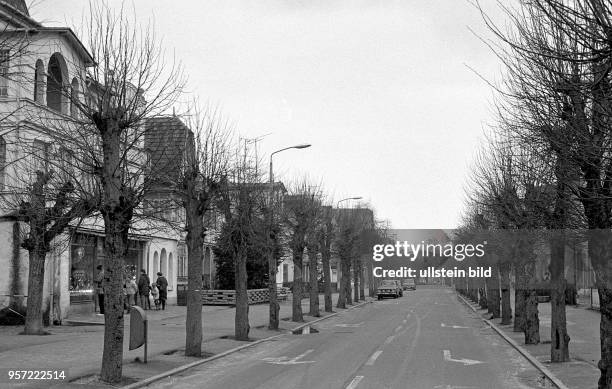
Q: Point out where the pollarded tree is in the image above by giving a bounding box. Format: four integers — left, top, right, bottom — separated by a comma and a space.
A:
215, 153, 268, 340
282, 181, 323, 322
28, 3, 186, 383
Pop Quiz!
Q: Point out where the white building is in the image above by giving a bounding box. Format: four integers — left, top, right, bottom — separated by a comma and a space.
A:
0, 1, 182, 321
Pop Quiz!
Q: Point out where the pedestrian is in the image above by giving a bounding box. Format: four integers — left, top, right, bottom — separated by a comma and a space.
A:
138, 269, 151, 310
127, 276, 138, 307
151, 283, 160, 310
156, 272, 168, 310
95, 265, 105, 315
123, 279, 130, 313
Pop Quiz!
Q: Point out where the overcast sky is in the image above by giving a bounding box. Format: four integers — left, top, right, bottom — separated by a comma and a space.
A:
31, 0, 507, 229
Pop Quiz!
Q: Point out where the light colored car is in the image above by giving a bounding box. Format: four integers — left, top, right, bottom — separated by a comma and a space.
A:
402, 278, 416, 291
377, 279, 402, 300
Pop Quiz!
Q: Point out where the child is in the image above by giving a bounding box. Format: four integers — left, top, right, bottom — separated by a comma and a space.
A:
151, 283, 160, 310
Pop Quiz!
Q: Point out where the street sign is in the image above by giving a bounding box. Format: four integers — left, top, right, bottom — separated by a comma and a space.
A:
129, 306, 148, 363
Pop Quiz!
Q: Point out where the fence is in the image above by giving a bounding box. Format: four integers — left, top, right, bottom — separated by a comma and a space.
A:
201, 287, 291, 305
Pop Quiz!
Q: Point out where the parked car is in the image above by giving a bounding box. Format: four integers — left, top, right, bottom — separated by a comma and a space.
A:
377, 279, 403, 300
401, 278, 416, 291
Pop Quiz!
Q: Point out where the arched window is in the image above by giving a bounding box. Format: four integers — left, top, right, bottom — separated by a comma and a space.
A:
70, 77, 79, 118
168, 253, 173, 290
0, 135, 6, 189
160, 249, 167, 278
153, 251, 159, 281
33, 59, 44, 102
46, 53, 67, 113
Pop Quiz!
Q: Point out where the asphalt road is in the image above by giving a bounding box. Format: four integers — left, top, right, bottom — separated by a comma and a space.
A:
147, 287, 546, 389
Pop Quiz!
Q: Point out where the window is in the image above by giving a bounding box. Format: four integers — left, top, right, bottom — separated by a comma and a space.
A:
0, 50, 9, 97
31, 139, 49, 178
0, 135, 6, 189
57, 146, 74, 182
34, 60, 44, 102
46, 54, 64, 112
70, 78, 79, 118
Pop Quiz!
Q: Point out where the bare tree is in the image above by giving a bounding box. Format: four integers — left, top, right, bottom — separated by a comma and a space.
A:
317, 205, 334, 312
24, 2, 186, 382
282, 181, 322, 322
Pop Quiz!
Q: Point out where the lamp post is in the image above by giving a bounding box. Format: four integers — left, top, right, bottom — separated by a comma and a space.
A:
268, 143, 311, 330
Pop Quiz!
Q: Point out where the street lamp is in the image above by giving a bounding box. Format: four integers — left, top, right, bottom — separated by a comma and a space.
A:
337, 196, 362, 208
268, 143, 311, 330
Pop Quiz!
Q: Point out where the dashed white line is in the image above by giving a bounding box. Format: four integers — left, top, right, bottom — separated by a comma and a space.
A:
402, 319, 407, 324
346, 375, 364, 389
365, 350, 383, 366
384, 335, 395, 344
394, 325, 402, 333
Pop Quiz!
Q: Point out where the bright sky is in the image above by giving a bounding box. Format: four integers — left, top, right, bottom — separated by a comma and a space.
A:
31, 0, 507, 229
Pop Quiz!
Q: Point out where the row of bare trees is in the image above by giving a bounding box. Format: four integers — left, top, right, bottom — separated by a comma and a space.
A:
0, 3, 389, 385
461, 1, 612, 387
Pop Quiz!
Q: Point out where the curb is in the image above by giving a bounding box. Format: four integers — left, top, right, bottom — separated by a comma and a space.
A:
122, 299, 372, 389
455, 292, 570, 389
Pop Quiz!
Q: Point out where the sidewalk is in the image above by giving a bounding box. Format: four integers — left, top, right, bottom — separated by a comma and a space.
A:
461, 293, 600, 389
0, 292, 371, 388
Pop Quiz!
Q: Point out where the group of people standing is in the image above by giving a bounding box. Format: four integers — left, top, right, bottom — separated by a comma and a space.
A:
95, 266, 168, 314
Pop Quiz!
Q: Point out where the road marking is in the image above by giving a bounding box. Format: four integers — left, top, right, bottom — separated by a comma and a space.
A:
345, 375, 364, 389
365, 350, 383, 366
262, 349, 316, 365
442, 350, 483, 366
441, 323, 469, 329
335, 322, 364, 328
394, 325, 402, 333
384, 335, 395, 344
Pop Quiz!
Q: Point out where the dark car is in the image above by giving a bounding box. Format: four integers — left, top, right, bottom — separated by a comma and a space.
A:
377, 279, 402, 300
402, 278, 416, 291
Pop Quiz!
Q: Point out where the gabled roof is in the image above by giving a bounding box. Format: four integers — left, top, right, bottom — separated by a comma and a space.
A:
36, 27, 95, 66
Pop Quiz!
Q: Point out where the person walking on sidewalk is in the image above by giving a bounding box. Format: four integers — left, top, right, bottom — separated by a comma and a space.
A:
95, 265, 105, 315
156, 272, 168, 310
138, 269, 151, 310
126, 276, 138, 307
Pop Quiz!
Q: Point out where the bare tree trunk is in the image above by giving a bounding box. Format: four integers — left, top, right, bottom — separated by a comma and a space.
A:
500, 262, 512, 325
235, 248, 249, 340
309, 252, 319, 317
358, 257, 365, 300
100, 216, 129, 383
550, 231, 570, 362
514, 264, 526, 333
99, 124, 131, 384
292, 250, 304, 322
337, 259, 347, 309
353, 258, 360, 303
268, 246, 280, 329
185, 208, 204, 356
321, 248, 333, 313
488, 266, 500, 319
345, 260, 353, 305
586, 230, 612, 388
523, 258, 539, 344
368, 260, 375, 298
23, 249, 46, 334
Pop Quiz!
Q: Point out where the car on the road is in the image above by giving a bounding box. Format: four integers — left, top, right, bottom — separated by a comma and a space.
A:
377, 279, 403, 300
401, 278, 416, 291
